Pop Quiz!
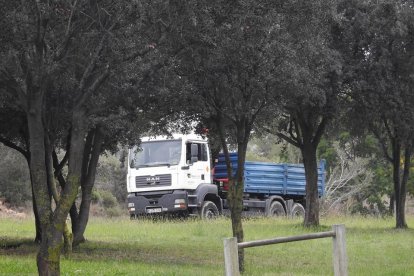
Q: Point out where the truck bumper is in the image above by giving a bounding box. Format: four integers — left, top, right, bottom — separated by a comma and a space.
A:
127, 190, 189, 216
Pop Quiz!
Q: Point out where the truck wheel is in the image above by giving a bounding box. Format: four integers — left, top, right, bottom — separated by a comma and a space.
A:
267, 201, 286, 217
200, 201, 219, 219
291, 203, 305, 218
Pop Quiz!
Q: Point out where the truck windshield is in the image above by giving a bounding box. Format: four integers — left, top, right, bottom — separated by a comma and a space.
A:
129, 140, 182, 168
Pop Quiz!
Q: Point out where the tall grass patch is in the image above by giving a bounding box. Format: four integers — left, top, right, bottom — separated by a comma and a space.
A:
0, 215, 413, 275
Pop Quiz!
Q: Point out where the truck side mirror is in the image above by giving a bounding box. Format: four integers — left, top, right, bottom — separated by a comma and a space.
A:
190, 144, 199, 164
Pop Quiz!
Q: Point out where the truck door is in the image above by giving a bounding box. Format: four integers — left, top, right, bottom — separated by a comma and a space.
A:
185, 142, 211, 187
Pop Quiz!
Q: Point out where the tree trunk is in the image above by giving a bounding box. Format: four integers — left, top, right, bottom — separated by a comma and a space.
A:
25, 157, 43, 242
24, 157, 43, 243
37, 226, 63, 276
55, 170, 81, 236
391, 139, 408, 229
69, 203, 80, 236
26, 90, 59, 275
229, 140, 248, 272
301, 142, 320, 227
32, 181, 42, 243
73, 127, 103, 245
45, 135, 73, 255
216, 117, 246, 272
389, 193, 395, 215
398, 146, 411, 228
36, 110, 87, 275
392, 141, 410, 229
395, 189, 407, 229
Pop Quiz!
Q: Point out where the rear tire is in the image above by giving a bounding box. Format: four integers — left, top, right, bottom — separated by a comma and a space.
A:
291, 203, 305, 218
200, 201, 219, 219
267, 201, 286, 217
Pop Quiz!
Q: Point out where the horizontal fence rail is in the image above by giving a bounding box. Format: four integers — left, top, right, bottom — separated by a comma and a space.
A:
224, 224, 347, 276
238, 230, 335, 249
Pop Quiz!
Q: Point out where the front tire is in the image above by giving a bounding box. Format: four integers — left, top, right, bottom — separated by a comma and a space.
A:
267, 201, 286, 217
199, 201, 219, 219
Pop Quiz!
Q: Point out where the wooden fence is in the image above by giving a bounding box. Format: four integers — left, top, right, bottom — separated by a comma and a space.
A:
223, 224, 347, 276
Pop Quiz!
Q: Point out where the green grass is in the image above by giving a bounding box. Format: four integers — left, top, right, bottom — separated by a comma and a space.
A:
0, 215, 413, 275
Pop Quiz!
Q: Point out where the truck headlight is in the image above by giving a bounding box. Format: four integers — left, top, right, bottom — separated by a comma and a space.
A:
174, 199, 186, 209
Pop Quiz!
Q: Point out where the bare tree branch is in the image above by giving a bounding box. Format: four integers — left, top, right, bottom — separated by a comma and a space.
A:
276, 132, 301, 148
0, 136, 29, 160
75, 66, 110, 110
52, 150, 69, 178
371, 126, 393, 163
77, 38, 106, 94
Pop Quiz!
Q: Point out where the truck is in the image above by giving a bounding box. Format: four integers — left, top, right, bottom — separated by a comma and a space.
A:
127, 134, 325, 219
127, 134, 222, 219
213, 152, 325, 217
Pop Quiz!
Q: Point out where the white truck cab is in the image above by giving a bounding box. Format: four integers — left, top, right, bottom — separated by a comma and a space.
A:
127, 134, 222, 218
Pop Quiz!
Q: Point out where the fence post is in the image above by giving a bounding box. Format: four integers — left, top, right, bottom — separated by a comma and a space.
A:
223, 237, 240, 276
332, 224, 348, 276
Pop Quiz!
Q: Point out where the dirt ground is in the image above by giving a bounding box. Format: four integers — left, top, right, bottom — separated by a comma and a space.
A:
0, 199, 26, 219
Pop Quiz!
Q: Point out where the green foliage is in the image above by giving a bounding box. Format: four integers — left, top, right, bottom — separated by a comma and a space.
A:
337, 0, 414, 226
104, 206, 124, 218
90, 189, 102, 204
99, 190, 117, 209
348, 159, 393, 216
88, 151, 126, 216
0, 145, 31, 207
317, 138, 338, 172
95, 152, 127, 204
247, 135, 302, 163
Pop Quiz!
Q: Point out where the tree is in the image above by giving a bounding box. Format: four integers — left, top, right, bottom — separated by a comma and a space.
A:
261, 0, 343, 227
0, 89, 45, 241
176, 1, 279, 271
2, 2, 124, 273
317, 133, 395, 216
0, 1, 186, 274
337, 0, 414, 228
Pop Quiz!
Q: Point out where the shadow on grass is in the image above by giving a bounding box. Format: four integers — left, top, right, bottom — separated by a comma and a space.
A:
0, 237, 220, 266
70, 239, 219, 265
344, 225, 414, 235
0, 237, 38, 256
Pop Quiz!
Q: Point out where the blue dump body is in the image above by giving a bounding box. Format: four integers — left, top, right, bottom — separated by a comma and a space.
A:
214, 153, 325, 197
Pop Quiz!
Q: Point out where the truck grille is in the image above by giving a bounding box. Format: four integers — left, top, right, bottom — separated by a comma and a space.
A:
135, 174, 172, 188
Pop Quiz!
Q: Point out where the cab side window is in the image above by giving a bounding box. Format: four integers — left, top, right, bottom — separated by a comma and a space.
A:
186, 143, 192, 163
200, 144, 208, 161
186, 143, 208, 163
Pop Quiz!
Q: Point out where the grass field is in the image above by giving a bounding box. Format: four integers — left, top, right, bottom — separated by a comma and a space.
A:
0, 215, 413, 275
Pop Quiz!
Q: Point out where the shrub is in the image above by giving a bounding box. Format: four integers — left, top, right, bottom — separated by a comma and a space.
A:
105, 206, 124, 217
95, 152, 127, 204
0, 145, 32, 207
99, 190, 117, 209
90, 189, 101, 204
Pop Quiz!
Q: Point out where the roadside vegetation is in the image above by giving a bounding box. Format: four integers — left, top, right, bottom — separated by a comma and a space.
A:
0, 216, 413, 275
2, 136, 412, 220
